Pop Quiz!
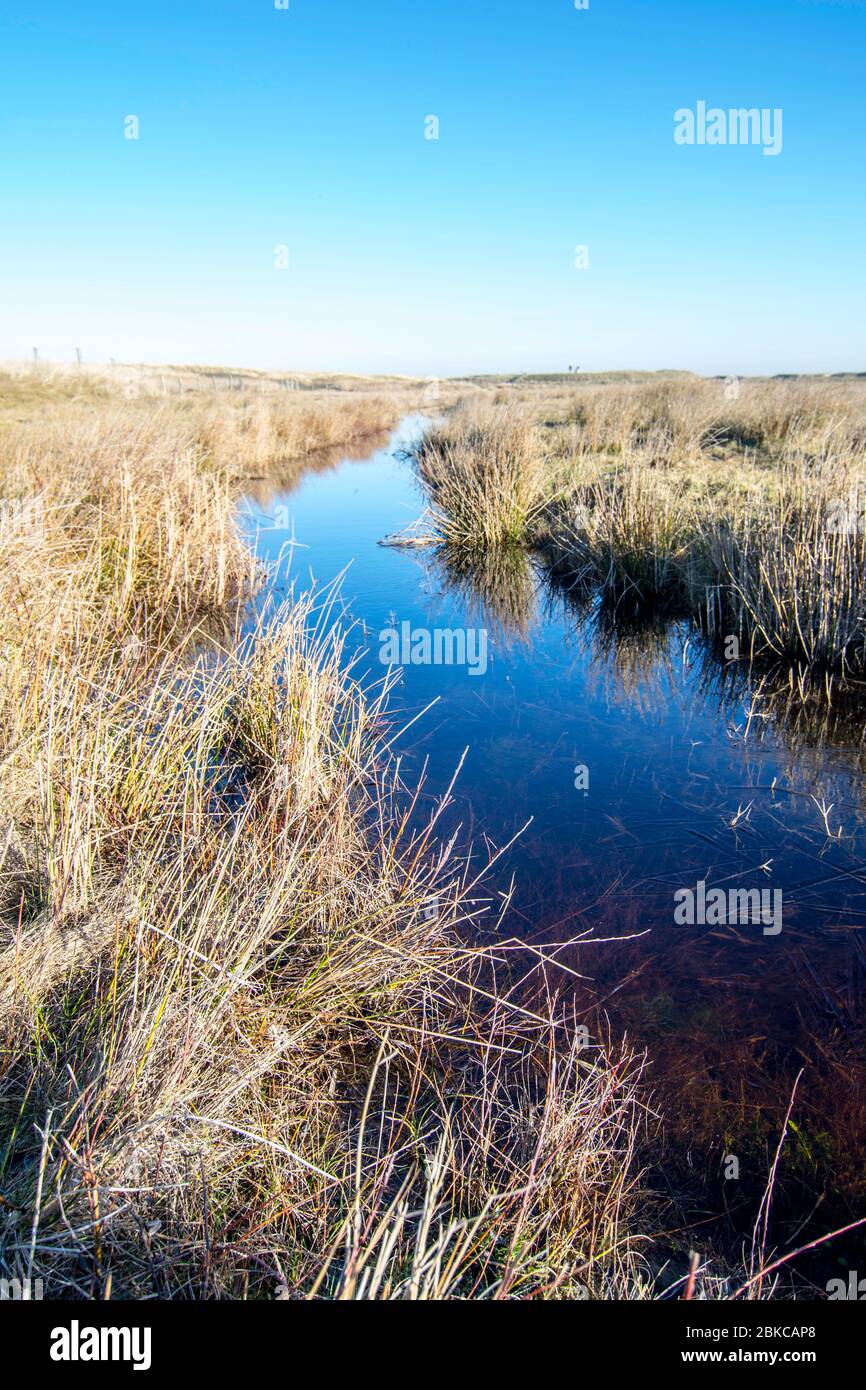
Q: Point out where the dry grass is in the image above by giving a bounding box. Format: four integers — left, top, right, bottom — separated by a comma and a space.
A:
696, 463, 866, 674
0, 379, 651, 1300
415, 378, 866, 679
414, 407, 545, 548
0, 374, 415, 477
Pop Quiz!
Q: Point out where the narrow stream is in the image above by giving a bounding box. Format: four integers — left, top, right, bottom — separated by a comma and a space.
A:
240, 415, 866, 1282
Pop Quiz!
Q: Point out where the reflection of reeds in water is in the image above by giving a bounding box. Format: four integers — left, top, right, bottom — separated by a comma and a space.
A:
540, 543, 866, 763
588, 600, 683, 706
539, 558, 685, 708
241, 427, 394, 508
423, 542, 540, 646
690, 635, 866, 755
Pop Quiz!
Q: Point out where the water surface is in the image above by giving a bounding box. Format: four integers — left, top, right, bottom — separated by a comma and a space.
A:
240, 418, 866, 1278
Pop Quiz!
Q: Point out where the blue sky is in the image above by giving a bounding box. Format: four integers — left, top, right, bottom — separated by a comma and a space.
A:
1, 0, 864, 375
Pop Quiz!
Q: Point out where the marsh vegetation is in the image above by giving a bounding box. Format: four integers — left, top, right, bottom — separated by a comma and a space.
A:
415, 376, 866, 682
2, 367, 864, 1301
410, 375, 866, 1291
0, 367, 647, 1300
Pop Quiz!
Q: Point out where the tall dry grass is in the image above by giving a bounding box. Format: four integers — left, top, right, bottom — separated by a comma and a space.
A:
414, 407, 545, 548
694, 454, 866, 673
415, 379, 866, 678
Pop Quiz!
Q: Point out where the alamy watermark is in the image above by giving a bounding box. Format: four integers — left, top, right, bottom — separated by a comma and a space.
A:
827, 1272, 866, 1300
50, 1320, 151, 1371
674, 102, 783, 157
0, 496, 44, 540
674, 879, 782, 936
1, 1277, 43, 1300
379, 621, 488, 676
827, 495, 866, 536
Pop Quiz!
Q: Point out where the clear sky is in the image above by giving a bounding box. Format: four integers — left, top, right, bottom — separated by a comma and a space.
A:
1, 0, 864, 376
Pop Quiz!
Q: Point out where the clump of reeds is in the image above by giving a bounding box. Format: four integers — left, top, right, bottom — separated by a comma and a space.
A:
415, 382, 866, 682
414, 406, 545, 548
426, 542, 539, 643
0, 595, 649, 1298
544, 462, 693, 611
696, 473, 866, 676
0, 411, 260, 754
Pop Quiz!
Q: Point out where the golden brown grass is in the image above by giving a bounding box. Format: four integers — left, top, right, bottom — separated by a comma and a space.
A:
414, 378, 866, 679
414, 407, 545, 548
0, 374, 415, 475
